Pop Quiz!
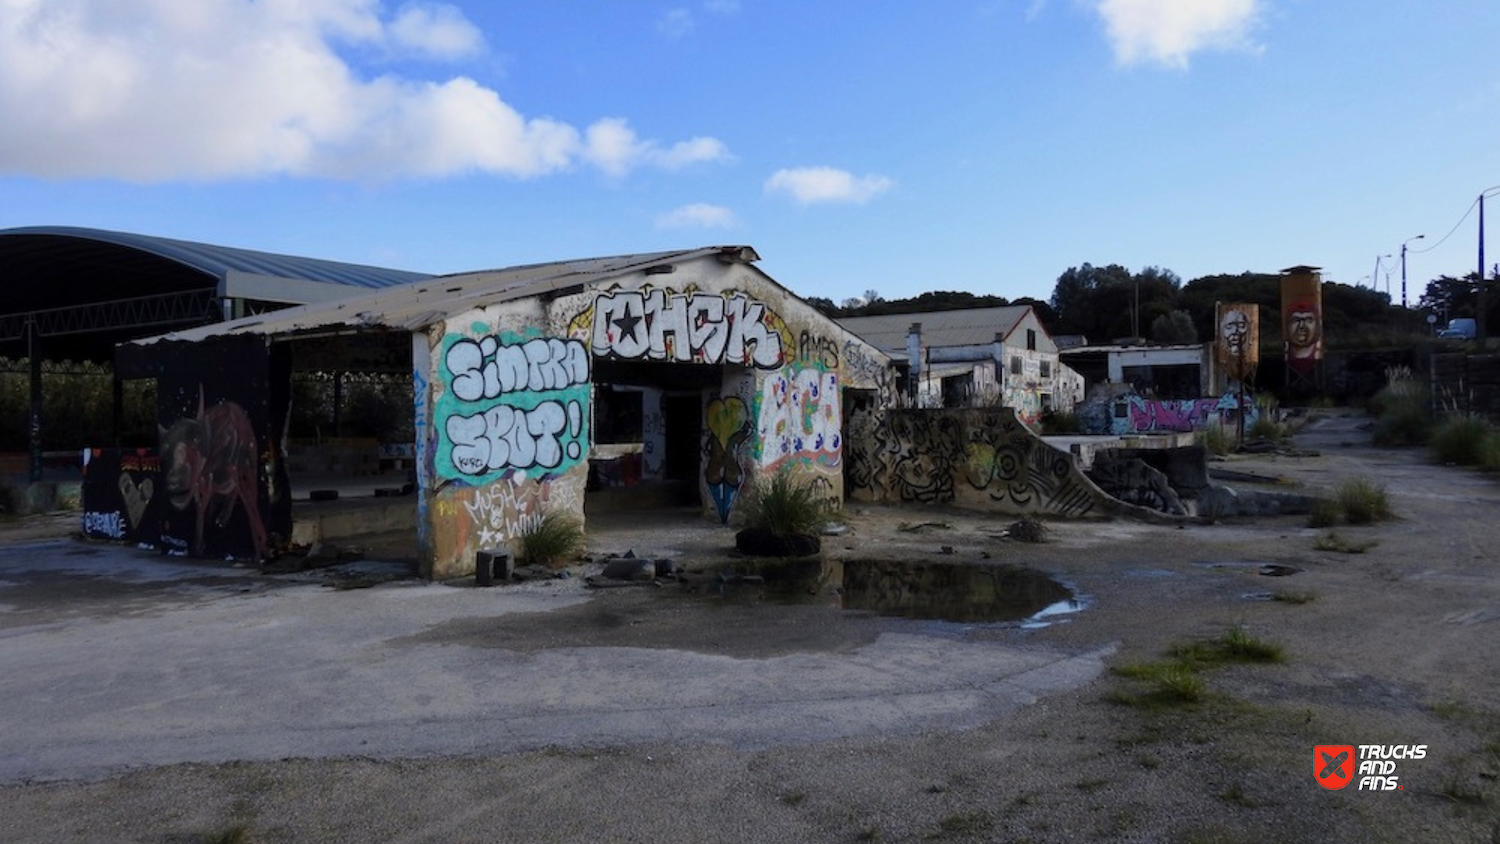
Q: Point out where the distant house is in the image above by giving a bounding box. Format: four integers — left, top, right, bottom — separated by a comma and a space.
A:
837, 306, 1083, 423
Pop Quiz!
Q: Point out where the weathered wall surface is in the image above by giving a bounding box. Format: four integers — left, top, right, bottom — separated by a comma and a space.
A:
845, 406, 1113, 517
419, 295, 590, 579
1430, 351, 1500, 421
414, 258, 895, 578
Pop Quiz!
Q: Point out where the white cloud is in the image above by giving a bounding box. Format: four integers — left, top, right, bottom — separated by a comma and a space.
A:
583, 118, 731, 178
389, 3, 484, 60
656, 203, 738, 229
657, 8, 694, 38
1094, 0, 1261, 68
657, 2, 739, 39
0, 0, 729, 182
765, 167, 893, 205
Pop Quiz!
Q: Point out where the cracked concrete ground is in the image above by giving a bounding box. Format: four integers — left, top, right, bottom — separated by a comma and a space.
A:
0, 410, 1497, 843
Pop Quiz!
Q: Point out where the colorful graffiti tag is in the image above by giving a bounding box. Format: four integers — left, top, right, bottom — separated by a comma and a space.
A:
704, 395, 752, 523
437, 333, 590, 482
1117, 394, 1257, 435
81, 449, 161, 544
846, 408, 1099, 517
756, 368, 841, 469
577, 288, 790, 369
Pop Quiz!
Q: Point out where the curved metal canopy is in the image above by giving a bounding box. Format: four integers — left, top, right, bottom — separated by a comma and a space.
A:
0, 226, 433, 360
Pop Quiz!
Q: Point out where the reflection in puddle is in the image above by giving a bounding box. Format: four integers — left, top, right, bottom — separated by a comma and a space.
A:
841, 559, 1080, 624
702, 558, 1084, 626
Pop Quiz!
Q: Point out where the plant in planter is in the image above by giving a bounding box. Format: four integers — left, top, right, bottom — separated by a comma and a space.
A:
734, 468, 834, 557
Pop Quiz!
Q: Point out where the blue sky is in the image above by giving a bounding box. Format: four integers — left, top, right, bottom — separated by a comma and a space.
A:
1, 0, 1496, 308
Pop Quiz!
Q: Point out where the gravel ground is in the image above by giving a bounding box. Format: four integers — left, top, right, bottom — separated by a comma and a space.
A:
1, 410, 1497, 843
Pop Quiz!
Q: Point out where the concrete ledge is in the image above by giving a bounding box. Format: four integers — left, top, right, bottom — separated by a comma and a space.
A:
291, 497, 415, 547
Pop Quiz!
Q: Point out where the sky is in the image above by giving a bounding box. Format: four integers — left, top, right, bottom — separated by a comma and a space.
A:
1, 0, 1497, 309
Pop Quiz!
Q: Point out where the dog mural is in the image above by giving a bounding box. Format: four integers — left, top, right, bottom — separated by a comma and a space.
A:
161, 388, 267, 560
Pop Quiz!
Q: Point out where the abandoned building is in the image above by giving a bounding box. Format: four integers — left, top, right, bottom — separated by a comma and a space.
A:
0, 225, 435, 483
106, 246, 895, 579
837, 306, 1084, 421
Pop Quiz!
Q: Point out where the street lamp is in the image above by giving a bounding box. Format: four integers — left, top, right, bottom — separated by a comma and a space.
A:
1371, 254, 1392, 291
1401, 234, 1425, 309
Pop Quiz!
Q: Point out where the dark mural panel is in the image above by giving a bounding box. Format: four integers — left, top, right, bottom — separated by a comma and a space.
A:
81, 448, 162, 545
152, 336, 290, 561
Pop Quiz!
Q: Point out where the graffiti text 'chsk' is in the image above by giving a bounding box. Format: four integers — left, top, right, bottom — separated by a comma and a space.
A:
590, 290, 786, 368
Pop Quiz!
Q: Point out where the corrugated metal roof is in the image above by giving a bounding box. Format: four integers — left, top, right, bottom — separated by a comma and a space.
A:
1, 226, 433, 290
132, 246, 760, 345
837, 306, 1033, 353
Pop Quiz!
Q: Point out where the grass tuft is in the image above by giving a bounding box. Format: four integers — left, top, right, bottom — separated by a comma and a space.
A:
1197, 423, 1235, 456
518, 511, 586, 568
1335, 478, 1393, 524
1271, 589, 1317, 605
208, 824, 253, 844
1313, 531, 1377, 553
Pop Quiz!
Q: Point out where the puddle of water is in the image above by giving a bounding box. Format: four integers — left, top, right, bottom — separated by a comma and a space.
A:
698, 557, 1083, 625
841, 559, 1079, 624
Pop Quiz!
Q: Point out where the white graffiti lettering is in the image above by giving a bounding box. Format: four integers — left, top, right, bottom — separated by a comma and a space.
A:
83, 510, 125, 539
446, 399, 584, 476
591, 290, 784, 368
463, 475, 584, 548
446, 336, 589, 402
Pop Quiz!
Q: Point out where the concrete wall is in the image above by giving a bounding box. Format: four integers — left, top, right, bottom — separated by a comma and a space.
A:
414, 257, 893, 579
845, 406, 1114, 517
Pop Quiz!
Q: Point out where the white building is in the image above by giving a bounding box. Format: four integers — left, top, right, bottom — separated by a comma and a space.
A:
838, 306, 1083, 424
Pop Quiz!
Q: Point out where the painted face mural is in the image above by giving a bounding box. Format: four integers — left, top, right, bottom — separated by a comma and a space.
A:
704, 396, 751, 524
160, 389, 267, 560
1215, 303, 1259, 382
1280, 267, 1323, 376
1284, 301, 1321, 372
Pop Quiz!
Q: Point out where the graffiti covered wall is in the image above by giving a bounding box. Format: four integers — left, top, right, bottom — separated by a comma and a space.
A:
845, 407, 1111, 517
420, 308, 591, 579
146, 336, 290, 561
81, 448, 162, 545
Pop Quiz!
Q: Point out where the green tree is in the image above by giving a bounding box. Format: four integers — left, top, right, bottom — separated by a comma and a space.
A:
1150, 310, 1198, 344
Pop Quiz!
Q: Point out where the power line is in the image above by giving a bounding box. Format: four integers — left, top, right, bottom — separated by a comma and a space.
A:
1409, 195, 1478, 255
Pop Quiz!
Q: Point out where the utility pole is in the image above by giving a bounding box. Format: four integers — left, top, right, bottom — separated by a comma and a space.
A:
1401, 234, 1424, 309
1480, 191, 1487, 343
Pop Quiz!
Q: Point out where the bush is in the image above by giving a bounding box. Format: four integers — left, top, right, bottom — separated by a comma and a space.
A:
1248, 415, 1284, 440
1197, 423, 1235, 456
1370, 369, 1431, 446
1429, 414, 1498, 466
1040, 409, 1081, 435
518, 512, 586, 568
742, 468, 834, 537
